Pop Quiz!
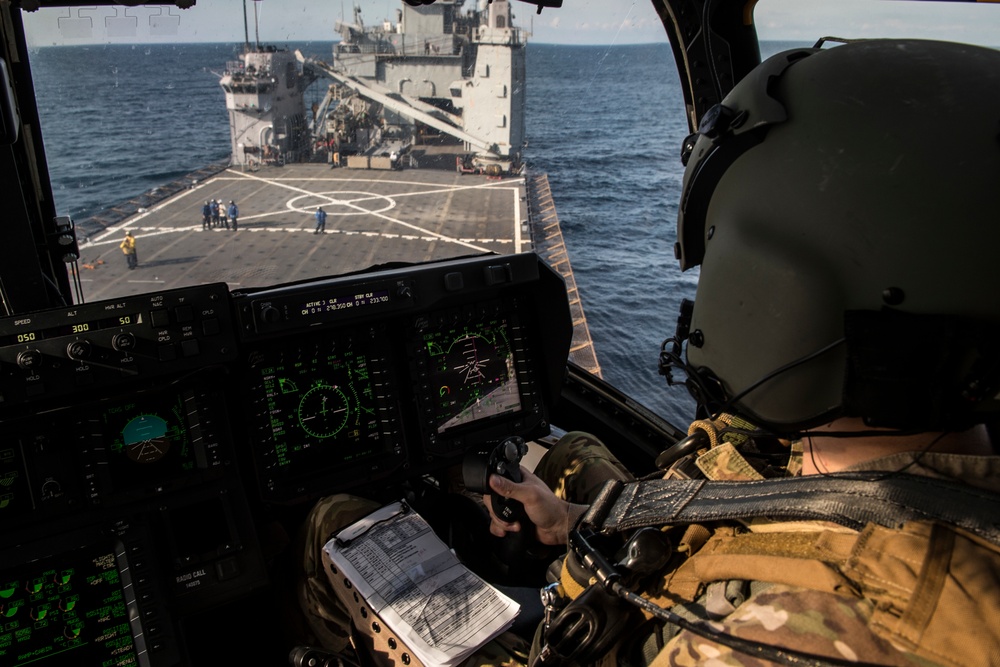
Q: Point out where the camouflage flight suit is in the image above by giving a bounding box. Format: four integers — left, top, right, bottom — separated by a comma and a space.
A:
297, 425, 1000, 666
649, 450, 1000, 667
554, 417, 1000, 667
294, 431, 629, 665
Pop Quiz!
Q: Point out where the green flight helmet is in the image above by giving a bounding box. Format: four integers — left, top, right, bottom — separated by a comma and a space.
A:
675, 39, 1000, 433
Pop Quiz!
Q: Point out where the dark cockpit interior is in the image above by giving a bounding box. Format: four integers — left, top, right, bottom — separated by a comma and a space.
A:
0, 0, 774, 662
0, 252, 610, 664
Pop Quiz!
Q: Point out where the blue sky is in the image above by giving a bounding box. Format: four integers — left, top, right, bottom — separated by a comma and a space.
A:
20, 0, 1000, 47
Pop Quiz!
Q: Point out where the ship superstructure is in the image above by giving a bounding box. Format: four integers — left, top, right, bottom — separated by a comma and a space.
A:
220, 47, 317, 169
220, 0, 525, 172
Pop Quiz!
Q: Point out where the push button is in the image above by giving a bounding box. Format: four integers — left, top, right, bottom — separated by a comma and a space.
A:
150, 309, 170, 328
215, 557, 240, 582
174, 305, 194, 323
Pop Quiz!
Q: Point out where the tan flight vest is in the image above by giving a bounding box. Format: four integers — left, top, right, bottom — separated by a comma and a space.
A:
556, 418, 1000, 667
558, 516, 1000, 666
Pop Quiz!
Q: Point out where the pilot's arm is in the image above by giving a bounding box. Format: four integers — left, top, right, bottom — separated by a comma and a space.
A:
485, 469, 588, 546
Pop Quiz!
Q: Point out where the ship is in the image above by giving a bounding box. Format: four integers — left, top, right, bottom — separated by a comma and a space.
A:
66, 0, 600, 375
220, 0, 525, 174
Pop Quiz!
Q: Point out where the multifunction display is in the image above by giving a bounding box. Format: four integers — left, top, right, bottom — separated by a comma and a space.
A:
77, 389, 227, 505
412, 299, 547, 456
421, 313, 523, 433
245, 327, 405, 502
0, 541, 141, 667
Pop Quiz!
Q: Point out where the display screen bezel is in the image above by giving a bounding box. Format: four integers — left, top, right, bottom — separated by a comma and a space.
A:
411, 297, 547, 455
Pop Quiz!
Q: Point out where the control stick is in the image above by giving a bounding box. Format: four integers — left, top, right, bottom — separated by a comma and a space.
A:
463, 436, 531, 524
463, 436, 556, 583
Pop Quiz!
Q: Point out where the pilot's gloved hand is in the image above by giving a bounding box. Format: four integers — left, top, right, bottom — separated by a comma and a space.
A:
485, 467, 588, 546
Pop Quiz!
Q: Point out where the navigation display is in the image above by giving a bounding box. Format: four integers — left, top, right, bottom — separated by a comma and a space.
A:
420, 314, 522, 433
0, 541, 139, 667
246, 327, 404, 500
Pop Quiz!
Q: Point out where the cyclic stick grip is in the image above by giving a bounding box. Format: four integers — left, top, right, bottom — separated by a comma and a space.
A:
463, 436, 531, 525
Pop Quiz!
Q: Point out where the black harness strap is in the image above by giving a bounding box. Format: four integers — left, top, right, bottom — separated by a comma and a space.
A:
581, 472, 1000, 546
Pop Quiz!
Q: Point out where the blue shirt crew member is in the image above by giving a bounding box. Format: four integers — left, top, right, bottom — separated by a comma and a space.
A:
228, 201, 239, 231
314, 207, 327, 234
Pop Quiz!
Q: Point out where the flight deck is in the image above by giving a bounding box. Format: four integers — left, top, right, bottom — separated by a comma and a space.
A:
77, 163, 532, 300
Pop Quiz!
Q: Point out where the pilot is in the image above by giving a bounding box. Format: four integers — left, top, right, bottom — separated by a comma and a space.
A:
295, 38, 1000, 667
485, 38, 1000, 666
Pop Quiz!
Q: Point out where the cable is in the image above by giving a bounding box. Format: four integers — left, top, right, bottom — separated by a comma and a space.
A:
719, 337, 846, 415
701, 0, 724, 102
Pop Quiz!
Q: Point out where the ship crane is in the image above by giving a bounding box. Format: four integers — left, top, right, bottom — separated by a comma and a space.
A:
296, 51, 501, 158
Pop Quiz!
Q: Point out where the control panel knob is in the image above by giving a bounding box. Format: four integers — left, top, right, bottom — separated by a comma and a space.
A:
16, 349, 43, 370
112, 332, 136, 351
260, 305, 282, 323
66, 340, 92, 360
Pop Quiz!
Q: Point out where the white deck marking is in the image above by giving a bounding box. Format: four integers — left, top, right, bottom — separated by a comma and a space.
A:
230, 169, 499, 253
84, 226, 512, 247
82, 168, 522, 255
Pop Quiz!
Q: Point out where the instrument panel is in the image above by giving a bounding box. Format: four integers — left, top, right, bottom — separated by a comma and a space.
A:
0, 253, 569, 505
233, 254, 566, 502
0, 252, 572, 667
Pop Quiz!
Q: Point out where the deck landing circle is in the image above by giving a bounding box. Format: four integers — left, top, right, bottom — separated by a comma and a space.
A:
286, 191, 396, 216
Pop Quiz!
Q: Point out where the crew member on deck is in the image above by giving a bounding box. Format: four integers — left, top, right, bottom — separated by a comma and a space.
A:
228, 200, 239, 231
314, 206, 327, 234
119, 231, 137, 270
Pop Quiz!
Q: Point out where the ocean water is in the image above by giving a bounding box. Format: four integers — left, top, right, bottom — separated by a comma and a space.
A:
25, 40, 769, 429
525, 43, 698, 428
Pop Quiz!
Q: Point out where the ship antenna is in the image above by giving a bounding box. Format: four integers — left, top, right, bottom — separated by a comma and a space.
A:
242, 0, 251, 53
254, 0, 261, 51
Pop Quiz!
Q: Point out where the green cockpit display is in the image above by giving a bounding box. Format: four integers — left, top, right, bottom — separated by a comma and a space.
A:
0, 541, 138, 667
247, 327, 400, 497
296, 383, 351, 439
422, 315, 522, 434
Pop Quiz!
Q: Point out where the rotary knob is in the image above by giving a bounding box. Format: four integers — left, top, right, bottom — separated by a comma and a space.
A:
112, 332, 136, 351
260, 305, 282, 323
16, 349, 43, 370
66, 340, 92, 360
